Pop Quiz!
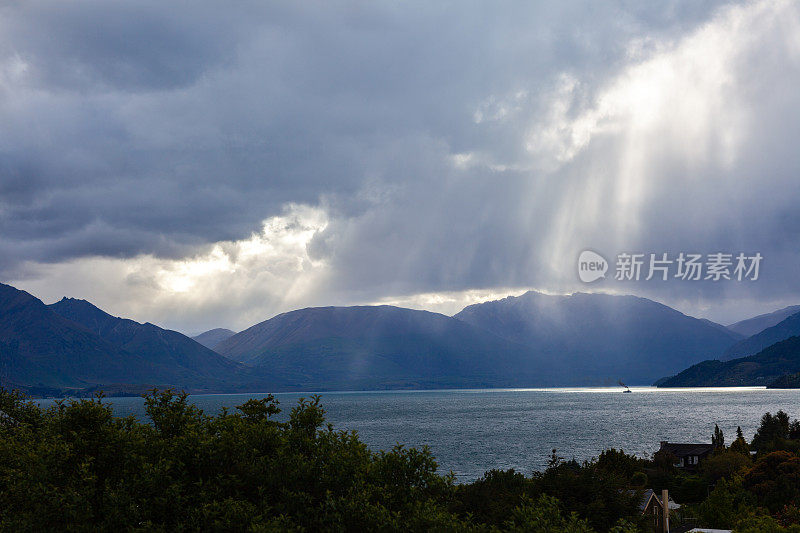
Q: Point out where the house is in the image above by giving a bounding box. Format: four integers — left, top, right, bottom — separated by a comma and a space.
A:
658, 442, 715, 470
639, 489, 680, 533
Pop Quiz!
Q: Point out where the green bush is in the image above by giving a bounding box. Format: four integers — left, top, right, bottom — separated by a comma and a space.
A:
1, 389, 643, 532
0, 389, 457, 531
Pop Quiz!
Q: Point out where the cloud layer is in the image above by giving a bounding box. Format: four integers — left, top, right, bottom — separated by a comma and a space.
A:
3, 0, 800, 331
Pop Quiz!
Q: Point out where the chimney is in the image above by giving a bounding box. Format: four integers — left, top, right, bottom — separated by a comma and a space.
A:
662, 489, 670, 533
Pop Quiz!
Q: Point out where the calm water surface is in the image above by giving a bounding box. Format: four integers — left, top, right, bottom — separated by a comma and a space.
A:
37, 387, 800, 481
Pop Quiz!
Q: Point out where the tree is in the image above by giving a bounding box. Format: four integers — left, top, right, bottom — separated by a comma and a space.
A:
0, 388, 645, 532
734, 510, 800, 533
630, 472, 648, 488
752, 411, 791, 453
530, 456, 640, 531
730, 426, 751, 456
713, 424, 725, 449
790, 420, 800, 440
696, 477, 754, 529
455, 469, 529, 526
596, 448, 646, 480
653, 449, 678, 471
700, 450, 752, 482
504, 495, 595, 533
0, 389, 460, 530
744, 451, 800, 512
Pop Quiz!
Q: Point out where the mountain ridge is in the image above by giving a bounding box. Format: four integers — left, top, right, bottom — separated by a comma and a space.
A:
723, 310, 800, 360
0, 283, 185, 391
215, 304, 554, 388
49, 297, 243, 379
453, 291, 741, 384
659, 335, 800, 387
727, 305, 800, 337
2, 282, 755, 393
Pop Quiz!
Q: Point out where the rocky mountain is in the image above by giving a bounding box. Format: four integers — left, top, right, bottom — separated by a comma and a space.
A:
0, 283, 185, 392
453, 291, 742, 384
0, 282, 280, 395
192, 328, 236, 350
727, 305, 800, 337
49, 298, 243, 380
723, 311, 800, 360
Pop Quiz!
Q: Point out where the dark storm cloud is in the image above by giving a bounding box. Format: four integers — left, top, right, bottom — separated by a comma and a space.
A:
1, 0, 245, 91
5, 0, 800, 329
300, 0, 800, 315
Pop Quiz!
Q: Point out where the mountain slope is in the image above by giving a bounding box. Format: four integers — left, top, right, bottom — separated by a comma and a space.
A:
0, 283, 181, 390
659, 335, 800, 387
727, 305, 800, 337
215, 305, 552, 389
453, 291, 741, 384
723, 311, 800, 360
699, 318, 745, 340
49, 298, 242, 379
192, 328, 236, 350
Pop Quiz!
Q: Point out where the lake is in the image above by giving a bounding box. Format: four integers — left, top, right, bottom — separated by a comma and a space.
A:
37, 386, 800, 481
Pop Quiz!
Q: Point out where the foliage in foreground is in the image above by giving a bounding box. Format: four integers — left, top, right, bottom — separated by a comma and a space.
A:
6, 390, 800, 532
0, 389, 641, 532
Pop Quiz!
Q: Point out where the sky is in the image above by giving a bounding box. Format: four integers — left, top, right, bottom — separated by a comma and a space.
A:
2, 0, 800, 334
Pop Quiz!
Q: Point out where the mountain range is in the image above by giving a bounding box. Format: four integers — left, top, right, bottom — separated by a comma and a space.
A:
657, 308, 800, 387
453, 292, 741, 384
214, 305, 549, 389
3, 280, 799, 394
204, 292, 745, 388
0, 283, 276, 395
49, 298, 243, 381
658, 335, 800, 387
722, 311, 800, 359
726, 305, 800, 337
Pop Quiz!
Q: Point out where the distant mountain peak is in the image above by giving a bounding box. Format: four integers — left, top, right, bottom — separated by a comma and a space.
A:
192, 328, 237, 350
727, 305, 800, 338
49, 297, 121, 332
47, 295, 247, 384
723, 310, 800, 360
0, 282, 168, 390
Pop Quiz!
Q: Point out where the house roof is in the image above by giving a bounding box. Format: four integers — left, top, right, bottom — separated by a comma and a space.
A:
638, 489, 681, 513
659, 442, 715, 457
638, 489, 655, 512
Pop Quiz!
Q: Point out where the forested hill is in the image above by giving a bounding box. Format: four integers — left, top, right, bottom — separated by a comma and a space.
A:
659, 335, 800, 387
